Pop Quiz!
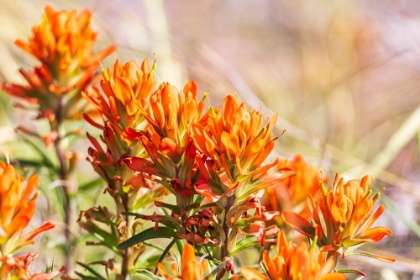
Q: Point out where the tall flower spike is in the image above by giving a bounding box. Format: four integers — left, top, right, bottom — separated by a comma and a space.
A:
157, 243, 208, 280
83, 59, 158, 198
239, 230, 345, 280
282, 174, 394, 262
2, 6, 116, 122
14, 6, 116, 86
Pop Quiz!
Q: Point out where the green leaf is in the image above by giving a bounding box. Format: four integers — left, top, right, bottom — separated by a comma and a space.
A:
230, 240, 259, 256
154, 239, 177, 274
76, 262, 107, 280
74, 274, 100, 280
135, 269, 164, 279
18, 135, 55, 168
118, 227, 178, 249
79, 177, 105, 192
143, 241, 165, 252
347, 251, 395, 263
147, 254, 162, 266
336, 268, 366, 276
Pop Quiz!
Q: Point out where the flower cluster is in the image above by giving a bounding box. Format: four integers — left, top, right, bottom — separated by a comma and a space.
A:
84, 53, 394, 277
0, 5, 396, 280
2, 5, 115, 146
283, 174, 393, 261
240, 231, 345, 280
1, 6, 116, 274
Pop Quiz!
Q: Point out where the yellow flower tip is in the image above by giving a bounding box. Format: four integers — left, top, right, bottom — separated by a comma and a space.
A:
4, 147, 10, 164
320, 180, 328, 196
97, 57, 110, 82
209, 106, 217, 118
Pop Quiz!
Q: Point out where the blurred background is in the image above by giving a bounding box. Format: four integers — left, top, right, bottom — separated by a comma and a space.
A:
0, 0, 420, 279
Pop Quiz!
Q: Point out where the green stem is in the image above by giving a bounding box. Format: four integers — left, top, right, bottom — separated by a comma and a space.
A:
216, 195, 235, 280
53, 96, 74, 274
117, 193, 131, 280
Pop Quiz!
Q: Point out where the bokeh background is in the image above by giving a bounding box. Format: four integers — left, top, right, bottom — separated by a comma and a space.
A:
1, 0, 420, 279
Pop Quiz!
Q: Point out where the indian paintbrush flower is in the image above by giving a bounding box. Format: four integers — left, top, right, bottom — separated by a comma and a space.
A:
282, 174, 394, 262
2, 5, 116, 124
239, 230, 345, 280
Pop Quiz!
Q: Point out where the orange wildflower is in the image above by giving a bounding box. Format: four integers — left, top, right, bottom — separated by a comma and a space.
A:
0, 163, 54, 254
2, 5, 116, 143
83, 58, 158, 198
192, 95, 277, 181
157, 243, 208, 280
282, 174, 394, 261
141, 81, 205, 144
125, 81, 206, 185
263, 155, 325, 224
14, 5, 116, 90
83, 58, 156, 135
239, 231, 345, 280
191, 94, 292, 202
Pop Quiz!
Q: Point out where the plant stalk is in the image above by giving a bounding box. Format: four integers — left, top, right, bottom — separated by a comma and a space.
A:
216, 195, 235, 280
54, 96, 73, 273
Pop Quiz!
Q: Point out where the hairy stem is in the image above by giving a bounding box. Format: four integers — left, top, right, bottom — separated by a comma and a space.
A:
117, 193, 130, 280
54, 96, 73, 273
216, 195, 235, 280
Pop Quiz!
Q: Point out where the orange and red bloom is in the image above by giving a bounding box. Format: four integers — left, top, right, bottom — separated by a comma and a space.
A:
192, 94, 278, 182
3, 5, 116, 108
283, 174, 393, 260
2, 5, 116, 150
240, 231, 345, 280
83, 58, 156, 135
12, 5, 116, 96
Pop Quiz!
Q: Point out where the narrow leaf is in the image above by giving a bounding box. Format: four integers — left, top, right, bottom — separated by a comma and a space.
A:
347, 251, 395, 263
336, 268, 366, 276
79, 178, 105, 192
118, 227, 178, 249
154, 239, 177, 274
76, 262, 107, 280
135, 269, 164, 279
